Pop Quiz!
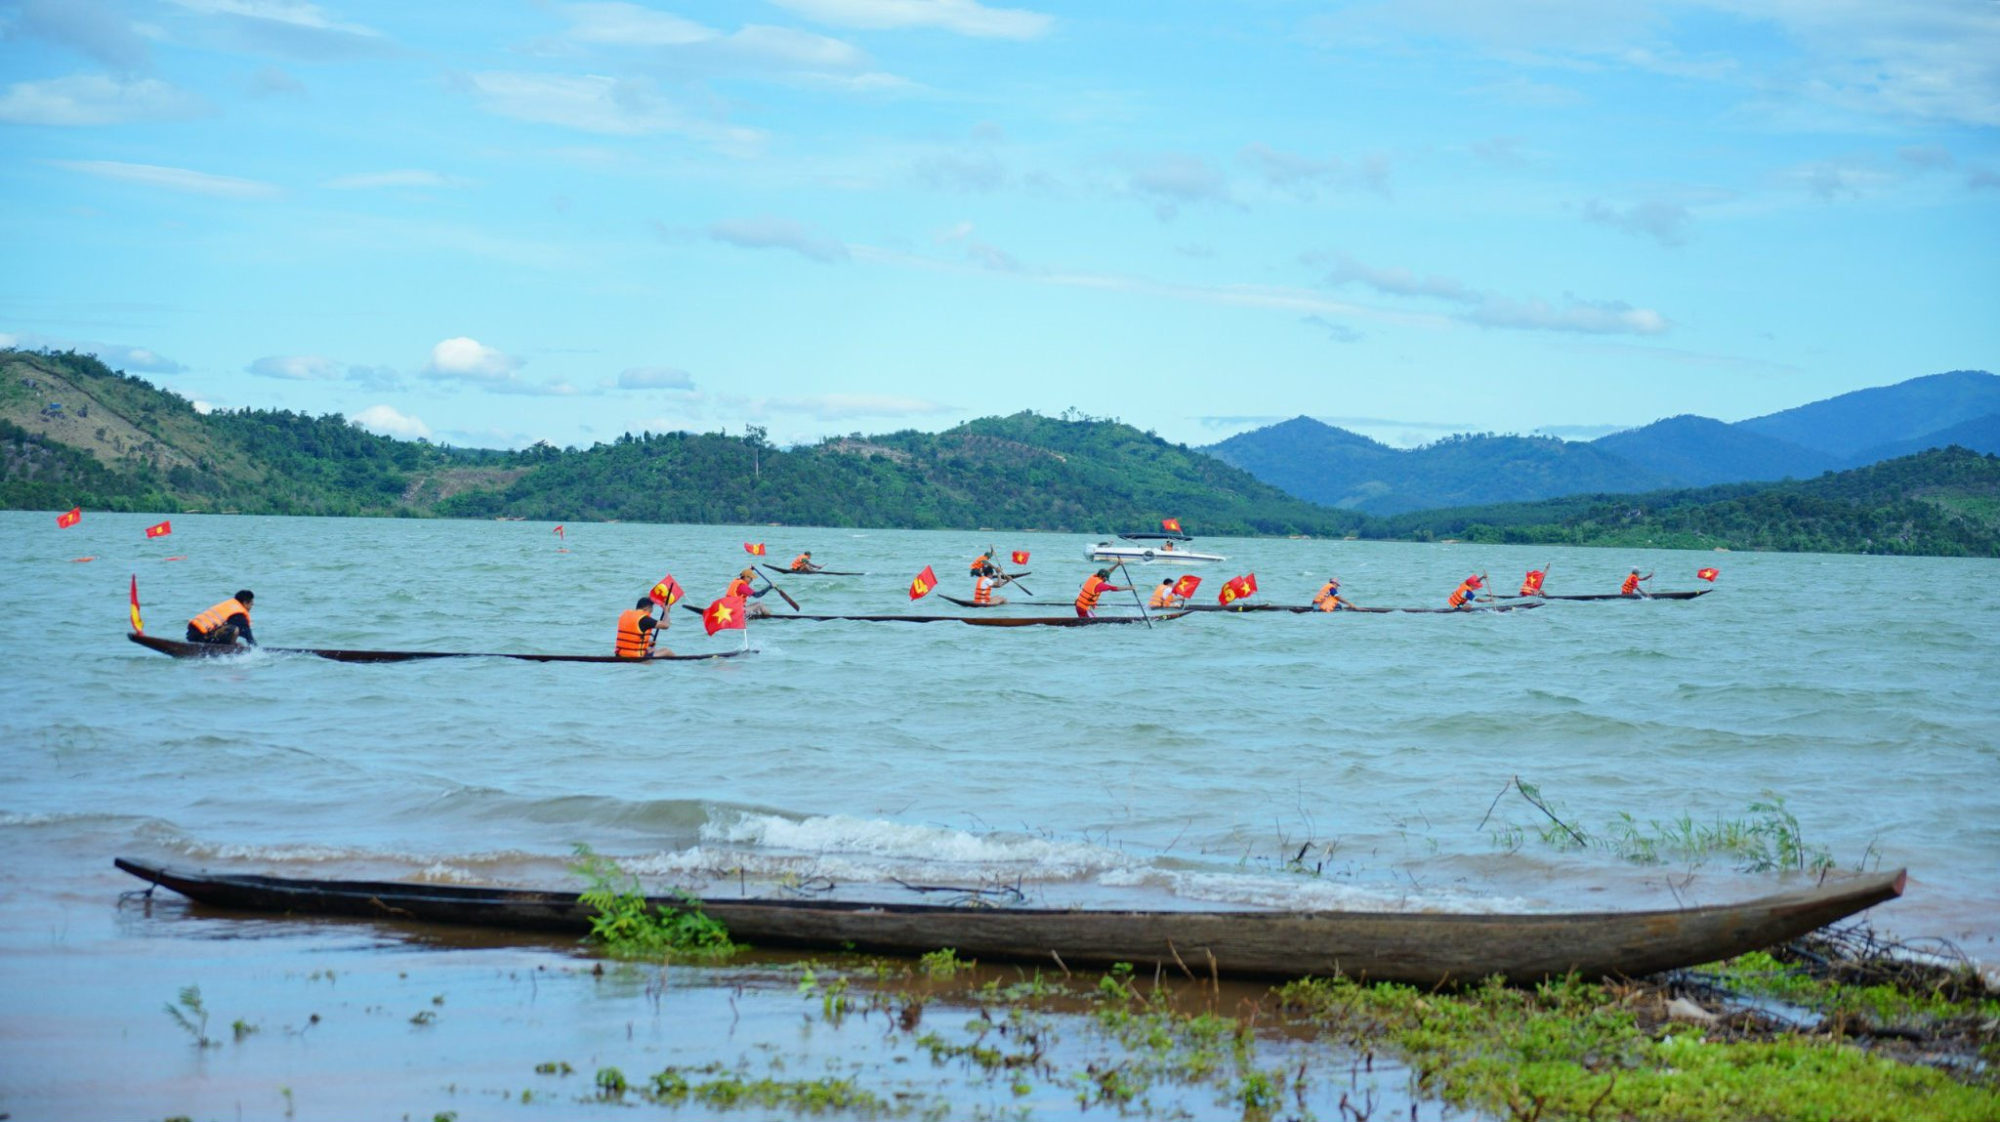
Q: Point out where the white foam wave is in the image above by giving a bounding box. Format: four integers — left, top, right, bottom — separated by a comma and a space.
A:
1099, 868, 1544, 914
699, 813, 1132, 878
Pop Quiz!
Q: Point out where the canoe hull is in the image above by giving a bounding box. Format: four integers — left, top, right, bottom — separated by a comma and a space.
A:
114, 859, 1904, 987
1539, 590, 1712, 602
760, 565, 867, 577
127, 632, 747, 664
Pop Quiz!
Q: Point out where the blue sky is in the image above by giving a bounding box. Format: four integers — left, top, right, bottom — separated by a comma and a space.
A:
2, 1, 1995, 451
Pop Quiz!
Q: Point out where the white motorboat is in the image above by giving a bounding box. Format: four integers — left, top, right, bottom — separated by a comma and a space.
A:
1085, 533, 1227, 564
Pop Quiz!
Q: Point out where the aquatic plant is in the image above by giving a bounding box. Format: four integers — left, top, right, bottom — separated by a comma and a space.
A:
163, 985, 217, 1049
568, 843, 739, 961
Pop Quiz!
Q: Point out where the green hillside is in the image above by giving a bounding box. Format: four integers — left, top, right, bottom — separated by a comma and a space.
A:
1369, 447, 2000, 557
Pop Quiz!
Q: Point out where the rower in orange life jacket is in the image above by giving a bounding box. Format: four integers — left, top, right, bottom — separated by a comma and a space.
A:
1519, 568, 1548, 597
1074, 569, 1124, 618
1149, 578, 1182, 609
970, 547, 997, 577
727, 569, 772, 617
187, 590, 256, 645
789, 551, 820, 573
1312, 579, 1350, 612
614, 596, 667, 658
972, 572, 998, 605
1621, 568, 1653, 595
1446, 574, 1484, 609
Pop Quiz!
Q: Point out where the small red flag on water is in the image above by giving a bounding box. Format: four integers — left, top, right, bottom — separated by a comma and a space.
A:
1697, 567, 1720, 582
1218, 573, 1257, 604
702, 595, 747, 635
1010, 550, 1030, 565
743, 542, 767, 556
909, 565, 938, 600
130, 573, 144, 633
57, 507, 81, 528
1161, 517, 1182, 533
554, 524, 564, 539
650, 574, 685, 607
1173, 574, 1202, 599
145, 520, 172, 538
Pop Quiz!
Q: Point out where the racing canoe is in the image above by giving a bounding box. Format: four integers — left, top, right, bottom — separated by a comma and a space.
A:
128, 631, 750, 664
113, 858, 1905, 987
761, 565, 867, 577
1537, 590, 1712, 602
1184, 603, 1543, 614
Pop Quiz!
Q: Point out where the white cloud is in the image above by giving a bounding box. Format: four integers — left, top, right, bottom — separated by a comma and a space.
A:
423, 337, 519, 382
557, 2, 717, 46
1579, 198, 1695, 247
167, 0, 392, 59
708, 216, 850, 263
48, 159, 281, 199
0, 75, 209, 127
616, 366, 695, 389
323, 170, 470, 190
753, 393, 957, 419
1307, 250, 1670, 336
463, 71, 766, 152
351, 404, 430, 440
1238, 143, 1390, 199
1124, 152, 1236, 219
248, 354, 342, 380
0, 330, 188, 372
770, 0, 1054, 40
12, 0, 154, 71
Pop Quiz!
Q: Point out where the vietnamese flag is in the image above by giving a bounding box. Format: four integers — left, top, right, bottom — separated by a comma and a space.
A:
1010, 550, 1030, 566
909, 565, 938, 600
1161, 517, 1182, 534
145, 520, 172, 538
744, 542, 767, 556
1697, 567, 1720, 582
57, 507, 82, 528
702, 595, 748, 635
129, 574, 144, 633
1241, 572, 1258, 595
554, 524, 564, 539
650, 574, 685, 607
1172, 574, 1202, 599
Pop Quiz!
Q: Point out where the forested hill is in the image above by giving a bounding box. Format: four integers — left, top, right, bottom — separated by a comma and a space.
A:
1, 349, 1355, 536
1366, 446, 2000, 557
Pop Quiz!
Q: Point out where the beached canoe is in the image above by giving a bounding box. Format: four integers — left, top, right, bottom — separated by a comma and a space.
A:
761, 565, 867, 577
113, 858, 1904, 986
127, 632, 750, 664
1537, 590, 1712, 602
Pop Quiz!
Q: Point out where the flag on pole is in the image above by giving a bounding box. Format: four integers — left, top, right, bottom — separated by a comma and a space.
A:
1161, 517, 1182, 533
909, 565, 938, 600
129, 574, 144, 633
1696, 567, 1720, 582
145, 520, 172, 538
649, 574, 685, 607
1172, 574, 1202, 599
57, 507, 81, 528
743, 542, 767, 556
702, 595, 747, 636
1243, 572, 1258, 595
1218, 573, 1257, 605
1010, 550, 1030, 565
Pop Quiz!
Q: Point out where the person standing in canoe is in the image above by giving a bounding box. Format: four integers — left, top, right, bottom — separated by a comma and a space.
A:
1446, 574, 1484, 610
1312, 578, 1353, 612
1621, 568, 1653, 596
1149, 578, 1184, 609
787, 551, 822, 573
1519, 566, 1550, 598
1074, 569, 1125, 618
187, 590, 255, 646
614, 597, 671, 659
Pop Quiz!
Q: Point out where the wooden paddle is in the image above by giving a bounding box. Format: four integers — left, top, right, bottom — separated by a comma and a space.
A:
1113, 559, 1153, 629
755, 571, 801, 612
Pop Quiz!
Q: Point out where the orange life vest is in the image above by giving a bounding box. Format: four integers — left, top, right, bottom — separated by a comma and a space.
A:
1520, 571, 1545, 596
1313, 582, 1342, 611
727, 577, 754, 599
1621, 574, 1642, 594
973, 576, 994, 605
1075, 575, 1111, 613
790, 554, 812, 571
1448, 582, 1475, 609
614, 608, 655, 658
1149, 584, 1177, 608
970, 553, 991, 574
189, 598, 250, 637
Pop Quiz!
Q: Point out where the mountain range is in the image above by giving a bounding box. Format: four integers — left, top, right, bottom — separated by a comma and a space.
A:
1206, 370, 2000, 515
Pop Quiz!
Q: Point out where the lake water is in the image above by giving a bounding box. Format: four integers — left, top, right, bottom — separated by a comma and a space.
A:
3, 512, 1996, 1117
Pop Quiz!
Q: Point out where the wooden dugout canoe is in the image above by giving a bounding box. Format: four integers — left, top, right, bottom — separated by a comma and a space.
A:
113, 858, 1905, 986
127, 631, 750, 664
675, 604, 1180, 626
1183, 603, 1542, 615
761, 565, 867, 577
1536, 590, 1713, 602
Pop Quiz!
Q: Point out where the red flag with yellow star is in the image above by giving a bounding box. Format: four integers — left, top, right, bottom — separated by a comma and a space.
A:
129, 574, 144, 633
1010, 550, 1029, 565
1173, 574, 1202, 599
702, 594, 747, 635
145, 520, 172, 538
909, 565, 938, 600
1161, 517, 1182, 533
57, 507, 81, 528
1697, 567, 1720, 582
650, 574, 685, 607
743, 542, 767, 556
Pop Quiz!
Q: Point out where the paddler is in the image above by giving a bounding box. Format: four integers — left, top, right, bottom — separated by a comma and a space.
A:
972, 569, 1001, 605
727, 568, 775, 618
1519, 566, 1549, 597
1620, 568, 1653, 596
1074, 568, 1125, 618
614, 596, 669, 659
1149, 578, 1184, 609
187, 590, 256, 646
970, 546, 998, 577
1311, 578, 1352, 612
788, 551, 822, 573
1446, 574, 1484, 610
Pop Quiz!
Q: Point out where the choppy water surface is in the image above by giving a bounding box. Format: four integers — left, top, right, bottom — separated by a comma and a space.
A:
2, 512, 1996, 1114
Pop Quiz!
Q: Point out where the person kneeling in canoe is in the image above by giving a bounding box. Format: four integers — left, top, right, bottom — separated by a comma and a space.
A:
788, 551, 822, 573
1312, 578, 1353, 612
1446, 574, 1484, 610
614, 597, 671, 659
727, 569, 775, 618
187, 590, 256, 646
1074, 569, 1125, 618
1149, 578, 1183, 609
1620, 568, 1653, 596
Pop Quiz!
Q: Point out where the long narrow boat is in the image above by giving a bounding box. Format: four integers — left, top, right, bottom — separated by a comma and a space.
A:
128, 632, 750, 664
1183, 603, 1542, 615
1538, 590, 1712, 602
761, 565, 868, 577
113, 858, 1905, 987
676, 606, 1179, 626
939, 594, 1012, 608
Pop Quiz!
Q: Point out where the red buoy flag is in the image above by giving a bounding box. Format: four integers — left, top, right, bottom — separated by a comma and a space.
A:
909, 565, 938, 600
130, 574, 144, 633
702, 595, 748, 635
1010, 550, 1030, 565
145, 520, 172, 538
554, 524, 564, 538
650, 574, 685, 607
57, 507, 81, 528
1697, 567, 1720, 582
743, 542, 767, 556
1161, 517, 1182, 533
1172, 574, 1202, 599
